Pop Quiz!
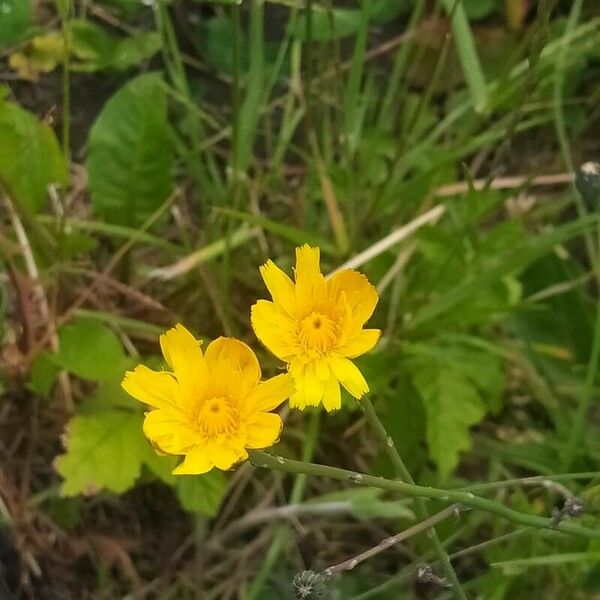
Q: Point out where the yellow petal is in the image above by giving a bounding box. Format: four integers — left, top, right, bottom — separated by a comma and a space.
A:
143, 409, 198, 454
290, 360, 323, 407
329, 356, 369, 399
289, 388, 307, 410
205, 337, 261, 393
160, 324, 210, 395
242, 373, 295, 414
327, 270, 378, 325
314, 358, 330, 381
208, 443, 247, 470
122, 365, 179, 410
294, 245, 326, 308
260, 259, 297, 316
251, 300, 298, 361
173, 446, 213, 475
338, 329, 381, 358
322, 376, 341, 411
304, 362, 324, 406
245, 412, 283, 448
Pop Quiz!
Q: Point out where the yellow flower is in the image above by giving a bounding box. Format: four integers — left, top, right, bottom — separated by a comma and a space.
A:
122, 324, 294, 475
251, 245, 380, 411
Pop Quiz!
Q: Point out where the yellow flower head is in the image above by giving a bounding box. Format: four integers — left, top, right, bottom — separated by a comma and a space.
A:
122, 324, 294, 474
251, 245, 380, 411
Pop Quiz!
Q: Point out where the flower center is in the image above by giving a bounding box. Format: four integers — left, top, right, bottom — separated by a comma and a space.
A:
298, 311, 337, 351
195, 397, 239, 438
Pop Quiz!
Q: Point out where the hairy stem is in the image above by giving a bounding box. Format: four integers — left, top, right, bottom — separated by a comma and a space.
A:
359, 397, 467, 600
248, 451, 600, 540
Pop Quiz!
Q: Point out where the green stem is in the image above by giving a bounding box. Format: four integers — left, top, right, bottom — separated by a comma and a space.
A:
439, 0, 488, 114
247, 411, 320, 600
359, 397, 467, 600
248, 451, 600, 540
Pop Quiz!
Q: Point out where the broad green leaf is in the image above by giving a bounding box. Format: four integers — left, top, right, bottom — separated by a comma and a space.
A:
175, 471, 227, 516
86, 73, 174, 226
0, 0, 32, 48
53, 318, 126, 381
56, 410, 147, 495
0, 96, 68, 212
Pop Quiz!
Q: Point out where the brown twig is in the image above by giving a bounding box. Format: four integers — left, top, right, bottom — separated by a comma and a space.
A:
322, 504, 463, 579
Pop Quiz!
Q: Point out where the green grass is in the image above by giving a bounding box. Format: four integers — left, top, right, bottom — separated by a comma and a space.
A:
1, 1, 600, 598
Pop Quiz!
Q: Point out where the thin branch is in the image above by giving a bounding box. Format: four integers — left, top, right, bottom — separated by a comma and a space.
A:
323, 505, 463, 579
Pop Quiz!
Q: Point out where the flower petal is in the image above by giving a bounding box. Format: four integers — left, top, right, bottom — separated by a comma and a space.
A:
143, 408, 198, 454
260, 259, 297, 316
327, 270, 378, 325
329, 356, 369, 399
322, 376, 341, 411
290, 360, 322, 407
245, 412, 283, 448
173, 446, 213, 475
205, 337, 261, 395
160, 324, 210, 395
304, 362, 324, 406
208, 443, 247, 470
338, 329, 381, 358
294, 245, 326, 308
251, 299, 298, 360
242, 373, 295, 414
122, 365, 179, 410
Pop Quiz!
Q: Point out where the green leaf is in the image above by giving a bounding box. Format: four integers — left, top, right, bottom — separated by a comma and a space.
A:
28, 351, 60, 398
175, 471, 227, 516
86, 73, 174, 226
56, 410, 147, 495
53, 318, 126, 381
0, 0, 32, 48
70, 20, 161, 72
0, 96, 68, 212
406, 340, 505, 477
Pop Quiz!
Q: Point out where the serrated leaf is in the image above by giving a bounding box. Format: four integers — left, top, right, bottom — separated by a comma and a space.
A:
0, 96, 68, 212
56, 410, 146, 495
175, 471, 227, 516
407, 341, 505, 477
86, 73, 173, 226
53, 318, 126, 381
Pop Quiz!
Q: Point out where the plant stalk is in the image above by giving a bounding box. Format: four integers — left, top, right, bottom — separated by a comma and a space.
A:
359, 397, 468, 600
248, 451, 600, 540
